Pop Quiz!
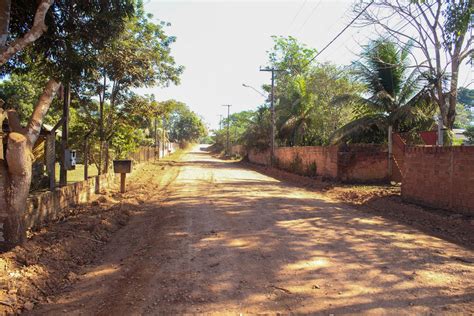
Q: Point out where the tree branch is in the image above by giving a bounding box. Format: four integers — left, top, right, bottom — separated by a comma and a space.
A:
26, 79, 61, 147
459, 48, 473, 63
0, 0, 54, 66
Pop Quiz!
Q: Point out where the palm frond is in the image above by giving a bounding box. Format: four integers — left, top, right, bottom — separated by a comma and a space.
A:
390, 88, 436, 127
329, 114, 387, 144
331, 94, 382, 111
397, 67, 421, 106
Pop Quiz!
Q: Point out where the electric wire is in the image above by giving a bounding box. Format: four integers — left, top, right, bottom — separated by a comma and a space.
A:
303, 0, 375, 68
288, 0, 308, 32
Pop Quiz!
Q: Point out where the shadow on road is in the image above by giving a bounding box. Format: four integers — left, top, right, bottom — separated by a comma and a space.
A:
31, 147, 474, 314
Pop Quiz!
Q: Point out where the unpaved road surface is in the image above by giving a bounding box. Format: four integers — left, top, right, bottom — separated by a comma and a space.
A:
34, 146, 474, 314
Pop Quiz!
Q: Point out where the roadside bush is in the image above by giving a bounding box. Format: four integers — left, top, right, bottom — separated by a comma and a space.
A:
289, 154, 305, 175
307, 161, 318, 177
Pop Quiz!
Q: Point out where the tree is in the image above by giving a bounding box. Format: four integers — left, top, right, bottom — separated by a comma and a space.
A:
0, 0, 54, 65
458, 87, 474, 106
265, 36, 362, 146
168, 102, 207, 144
277, 63, 363, 146
355, 0, 473, 140
93, 3, 182, 172
213, 110, 255, 150
330, 39, 436, 144
454, 102, 472, 129
242, 105, 272, 151
0, 0, 133, 246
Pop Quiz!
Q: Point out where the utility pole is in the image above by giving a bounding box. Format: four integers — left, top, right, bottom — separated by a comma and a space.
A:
219, 114, 223, 130
162, 116, 166, 158
260, 67, 282, 165
154, 116, 158, 160
222, 104, 232, 156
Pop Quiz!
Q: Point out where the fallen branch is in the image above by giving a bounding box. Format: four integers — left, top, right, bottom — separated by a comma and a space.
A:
269, 285, 292, 294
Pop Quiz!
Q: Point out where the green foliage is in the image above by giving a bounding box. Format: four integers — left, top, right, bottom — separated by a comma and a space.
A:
112, 124, 147, 159
454, 103, 473, 129
458, 87, 474, 106
277, 63, 363, 146
264, 37, 365, 146
100, 3, 183, 100
0, 73, 44, 122
268, 36, 316, 74
330, 38, 436, 144
0, 70, 63, 125
442, 0, 473, 52
4, 0, 135, 82
213, 110, 256, 150
168, 102, 207, 144
200, 135, 213, 144
241, 106, 272, 151
464, 126, 474, 144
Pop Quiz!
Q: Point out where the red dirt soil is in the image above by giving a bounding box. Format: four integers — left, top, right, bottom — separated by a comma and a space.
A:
0, 146, 472, 314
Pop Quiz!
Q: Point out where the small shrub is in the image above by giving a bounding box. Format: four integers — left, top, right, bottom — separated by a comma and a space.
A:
289, 153, 304, 175
307, 161, 318, 177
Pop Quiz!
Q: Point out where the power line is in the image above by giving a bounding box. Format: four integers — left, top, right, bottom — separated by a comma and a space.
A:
347, 2, 436, 67
297, 0, 323, 33
303, 0, 374, 67
287, 0, 308, 31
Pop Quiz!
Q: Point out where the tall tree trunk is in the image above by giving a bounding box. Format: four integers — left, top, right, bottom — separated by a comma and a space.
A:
446, 35, 464, 130
98, 72, 106, 175
0, 110, 7, 220
3, 133, 31, 244
1, 79, 60, 246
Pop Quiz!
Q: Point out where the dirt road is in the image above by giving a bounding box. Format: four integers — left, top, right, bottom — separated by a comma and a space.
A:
33, 146, 474, 314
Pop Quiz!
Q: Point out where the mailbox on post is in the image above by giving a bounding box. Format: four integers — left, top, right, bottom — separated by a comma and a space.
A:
113, 160, 132, 193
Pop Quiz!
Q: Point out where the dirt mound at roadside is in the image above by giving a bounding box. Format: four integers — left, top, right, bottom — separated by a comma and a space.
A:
0, 195, 132, 314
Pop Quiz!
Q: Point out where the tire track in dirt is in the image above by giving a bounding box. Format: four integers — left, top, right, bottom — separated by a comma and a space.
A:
30, 146, 474, 314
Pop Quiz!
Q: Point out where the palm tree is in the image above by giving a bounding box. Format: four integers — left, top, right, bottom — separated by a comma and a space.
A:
329, 39, 436, 145
278, 74, 319, 146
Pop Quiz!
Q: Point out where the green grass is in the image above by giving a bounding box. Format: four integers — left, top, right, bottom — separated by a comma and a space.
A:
52, 149, 185, 185
54, 163, 98, 184
452, 138, 464, 146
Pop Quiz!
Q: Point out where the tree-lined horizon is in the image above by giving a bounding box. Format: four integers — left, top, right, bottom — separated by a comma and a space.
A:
214, 0, 473, 150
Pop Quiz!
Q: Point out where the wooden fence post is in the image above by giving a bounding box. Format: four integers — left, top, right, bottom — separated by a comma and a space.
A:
84, 137, 88, 180
45, 134, 56, 190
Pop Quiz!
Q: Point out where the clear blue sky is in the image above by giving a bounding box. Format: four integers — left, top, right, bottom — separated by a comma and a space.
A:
137, 0, 473, 130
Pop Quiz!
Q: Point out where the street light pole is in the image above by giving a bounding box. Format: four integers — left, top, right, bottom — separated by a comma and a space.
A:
242, 83, 266, 98
222, 104, 232, 155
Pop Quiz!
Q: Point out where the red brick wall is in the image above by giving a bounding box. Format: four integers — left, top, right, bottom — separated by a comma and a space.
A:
273, 146, 339, 178
338, 145, 388, 182
248, 149, 271, 166
248, 145, 388, 183
231, 145, 246, 157
402, 146, 474, 215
